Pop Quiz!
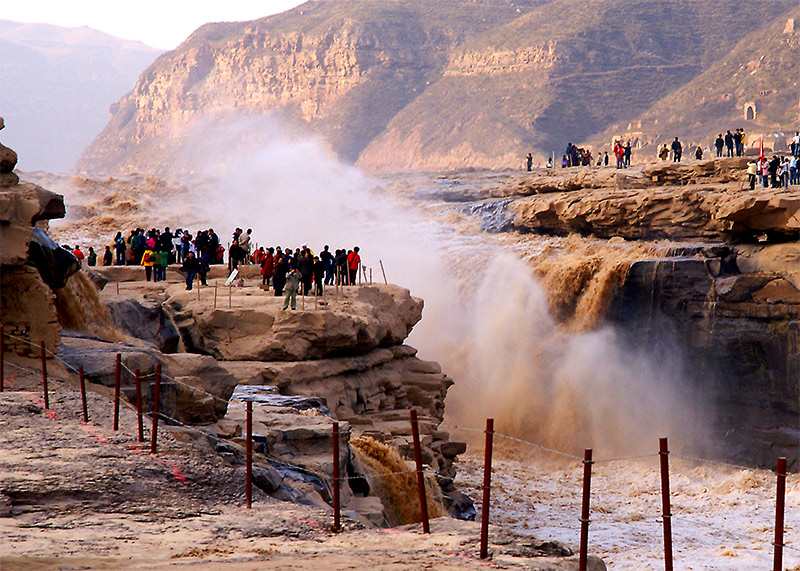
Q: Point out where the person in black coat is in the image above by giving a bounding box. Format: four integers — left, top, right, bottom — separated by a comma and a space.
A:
181, 251, 199, 290
313, 256, 325, 296
298, 251, 313, 295
273, 255, 288, 296
715, 134, 724, 157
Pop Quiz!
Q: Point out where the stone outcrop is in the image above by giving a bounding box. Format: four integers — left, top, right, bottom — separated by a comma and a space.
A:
608, 244, 800, 469
165, 284, 422, 361
489, 159, 800, 241
77, 267, 469, 521
0, 127, 67, 356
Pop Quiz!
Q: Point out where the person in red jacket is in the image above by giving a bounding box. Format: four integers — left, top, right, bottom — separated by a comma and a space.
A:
260, 247, 275, 288
347, 246, 361, 286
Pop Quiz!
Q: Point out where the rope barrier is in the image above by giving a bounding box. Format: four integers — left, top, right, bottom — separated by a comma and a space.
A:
118, 361, 231, 408
3, 356, 424, 486
2, 333, 796, 564
671, 453, 767, 474
443, 424, 584, 461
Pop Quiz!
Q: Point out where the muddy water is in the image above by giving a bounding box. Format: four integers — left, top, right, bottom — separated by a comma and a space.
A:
454, 445, 800, 570
350, 435, 445, 526
29, 161, 796, 568
54, 270, 122, 341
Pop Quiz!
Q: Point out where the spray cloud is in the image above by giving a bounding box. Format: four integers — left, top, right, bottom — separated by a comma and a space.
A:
166, 112, 698, 457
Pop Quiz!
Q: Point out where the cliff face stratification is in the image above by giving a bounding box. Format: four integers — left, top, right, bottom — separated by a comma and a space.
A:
77, 0, 543, 174
77, 0, 799, 175
0, 133, 68, 356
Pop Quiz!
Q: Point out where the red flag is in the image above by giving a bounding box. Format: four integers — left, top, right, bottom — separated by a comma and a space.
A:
759, 135, 764, 161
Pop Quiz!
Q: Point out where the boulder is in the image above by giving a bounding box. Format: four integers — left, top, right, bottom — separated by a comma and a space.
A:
57, 336, 236, 420
161, 352, 239, 409
715, 273, 777, 302
27, 228, 80, 289
751, 278, 800, 304
0, 176, 68, 356
165, 284, 423, 361
252, 464, 284, 493
106, 297, 180, 353
0, 142, 17, 174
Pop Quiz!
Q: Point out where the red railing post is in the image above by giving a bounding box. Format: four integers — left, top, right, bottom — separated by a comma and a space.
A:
79, 366, 88, 423
332, 422, 341, 531
659, 437, 673, 571
774, 456, 787, 571
410, 410, 430, 533
579, 448, 593, 571
135, 369, 143, 443
0, 323, 5, 391
40, 341, 48, 409
113, 353, 121, 430
479, 418, 494, 559
246, 400, 253, 509
150, 364, 161, 454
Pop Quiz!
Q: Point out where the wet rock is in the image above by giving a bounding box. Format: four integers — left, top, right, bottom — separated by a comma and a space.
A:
28, 229, 80, 289
84, 268, 110, 291
106, 297, 180, 353
253, 464, 284, 493
715, 273, 777, 302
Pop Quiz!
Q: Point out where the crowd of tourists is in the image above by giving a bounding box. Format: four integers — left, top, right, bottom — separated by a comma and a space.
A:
70, 224, 366, 311
747, 154, 800, 190
526, 129, 800, 172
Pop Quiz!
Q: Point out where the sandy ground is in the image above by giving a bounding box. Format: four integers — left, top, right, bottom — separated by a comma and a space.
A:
0, 358, 600, 570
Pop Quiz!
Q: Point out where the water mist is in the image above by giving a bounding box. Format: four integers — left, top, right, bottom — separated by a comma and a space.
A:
166, 112, 699, 458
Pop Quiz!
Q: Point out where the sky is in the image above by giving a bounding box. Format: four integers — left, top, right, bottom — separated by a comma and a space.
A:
2, 0, 307, 49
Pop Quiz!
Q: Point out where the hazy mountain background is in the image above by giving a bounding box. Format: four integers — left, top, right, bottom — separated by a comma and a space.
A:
5, 1, 800, 175
0, 20, 163, 172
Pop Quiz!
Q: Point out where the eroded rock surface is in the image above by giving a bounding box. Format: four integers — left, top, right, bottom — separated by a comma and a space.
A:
165, 283, 423, 361
492, 158, 800, 241
0, 135, 67, 356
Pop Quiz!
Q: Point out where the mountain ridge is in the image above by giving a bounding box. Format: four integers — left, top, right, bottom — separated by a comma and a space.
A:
74, 0, 800, 175
0, 20, 163, 172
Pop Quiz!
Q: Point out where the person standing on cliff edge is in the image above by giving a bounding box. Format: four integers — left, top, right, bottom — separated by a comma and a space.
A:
181, 251, 199, 290
347, 247, 361, 286
671, 137, 683, 162
283, 267, 301, 310
526, 153, 533, 171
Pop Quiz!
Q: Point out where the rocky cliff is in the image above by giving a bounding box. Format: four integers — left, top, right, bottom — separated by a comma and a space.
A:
76, 0, 797, 175
435, 157, 800, 468
58, 269, 471, 522
0, 128, 67, 356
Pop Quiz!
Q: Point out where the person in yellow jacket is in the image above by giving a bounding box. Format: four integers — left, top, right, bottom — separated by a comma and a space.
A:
747, 161, 758, 190
141, 247, 155, 282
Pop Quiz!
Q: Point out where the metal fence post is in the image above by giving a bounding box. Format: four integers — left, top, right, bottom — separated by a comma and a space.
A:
659, 437, 673, 571
40, 341, 48, 409
150, 363, 161, 454
135, 369, 143, 442
480, 418, 494, 559
113, 353, 121, 430
774, 456, 787, 571
332, 422, 341, 531
579, 448, 593, 571
410, 410, 430, 533
79, 366, 88, 423
246, 400, 253, 508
